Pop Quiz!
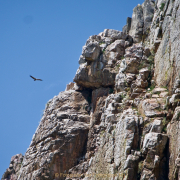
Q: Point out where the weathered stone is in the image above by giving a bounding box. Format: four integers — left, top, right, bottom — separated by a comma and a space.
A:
141, 98, 167, 118
123, 17, 132, 34
150, 119, 163, 133
129, 4, 144, 43
82, 41, 100, 61
139, 68, 150, 80
91, 87, 110, 125
174, 79, 180, 89
105, 39, 126, 61
102, 29, 127, 40
152, 87, 167, 94
128, 0, 155, 43
152, 94, 159, 98
167, 106, 180, 179
141, 132, 168, 180
2, 154, 24, 180
143, 132, 168, 154
73, 29, 129, 89
169, 94, 180, 107
85, 108, 140, 179
152, 0, 180, 90
126, 73, 136, 85
175, 88, 180, 94
142, 0, 155, 34
159, 91, 169, 97
115, 71, 126, 92
16, 90, 91, 180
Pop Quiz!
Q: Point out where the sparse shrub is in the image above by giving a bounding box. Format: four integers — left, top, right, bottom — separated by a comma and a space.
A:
148, 54, 154, 67
162, 117, 167, 133
116, 64, 120, 71
148, 84, 155, 92
120, 93, 126, 100
100, 130, 105, 137
162, 126, 167, 133
138, 161, 143, 174
99, 42, 105, 45
160, 3, 165, 11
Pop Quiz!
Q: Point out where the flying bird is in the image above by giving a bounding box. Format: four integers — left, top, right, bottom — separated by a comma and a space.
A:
30, 75, 43, 81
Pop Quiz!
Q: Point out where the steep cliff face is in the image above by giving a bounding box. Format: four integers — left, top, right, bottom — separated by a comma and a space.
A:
150, 0, 180, 92
2, 0, 180, 180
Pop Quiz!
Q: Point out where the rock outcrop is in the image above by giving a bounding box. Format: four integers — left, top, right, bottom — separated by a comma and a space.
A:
73, 29, 132, 89
123, 0, 155, 43
2, 0, 180, 179
17, 89, 91, 180
149, 0, 180, 92
2, 154, 23, 180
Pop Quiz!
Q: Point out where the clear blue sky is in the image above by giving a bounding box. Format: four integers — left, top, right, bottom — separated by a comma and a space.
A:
0, 0, 145, 177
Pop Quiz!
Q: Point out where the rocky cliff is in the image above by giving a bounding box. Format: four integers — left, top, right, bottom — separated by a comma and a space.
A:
2, 0, 180, 179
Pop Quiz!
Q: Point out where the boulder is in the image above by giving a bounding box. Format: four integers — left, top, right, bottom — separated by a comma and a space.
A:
82, 41, 100, 61
150, 119, 163, 133
74, 29, 130, 89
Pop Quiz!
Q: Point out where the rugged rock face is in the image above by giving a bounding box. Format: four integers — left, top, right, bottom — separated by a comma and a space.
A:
123, 0, 155, 43
149, 0, 180, 92
17, 89, 91, 180
2, 154, 23, 180
73, 29, 132, 89
2, 0, 180, 179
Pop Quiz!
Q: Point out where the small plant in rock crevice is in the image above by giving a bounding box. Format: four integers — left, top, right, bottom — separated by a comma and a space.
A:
162, 117, 168, 133
160, 3, 165, 11
99, 42, 105, 45
147, 84, 155, 92
100, 130, 105, 137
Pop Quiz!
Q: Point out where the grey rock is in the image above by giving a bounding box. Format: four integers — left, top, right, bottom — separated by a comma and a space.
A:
123, 17, 132, 34
151, 0, 180, 89
143, 132, 168, 151
150, 119, 163, 133
127, 0, 155, 43
2, 154, 24, 180
129, 4, 144, 43
82, 41, 100, 61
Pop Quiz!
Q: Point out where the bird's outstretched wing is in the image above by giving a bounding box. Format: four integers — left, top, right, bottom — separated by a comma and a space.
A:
30, 75, 43, 81
36, 78, 43, 81
30, 75, 36, 80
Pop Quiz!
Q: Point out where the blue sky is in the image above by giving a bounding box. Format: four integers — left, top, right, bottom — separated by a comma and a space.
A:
0, 0, 145, 177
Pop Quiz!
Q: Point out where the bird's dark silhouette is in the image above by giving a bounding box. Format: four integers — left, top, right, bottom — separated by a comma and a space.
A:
30, 75, 43, 81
